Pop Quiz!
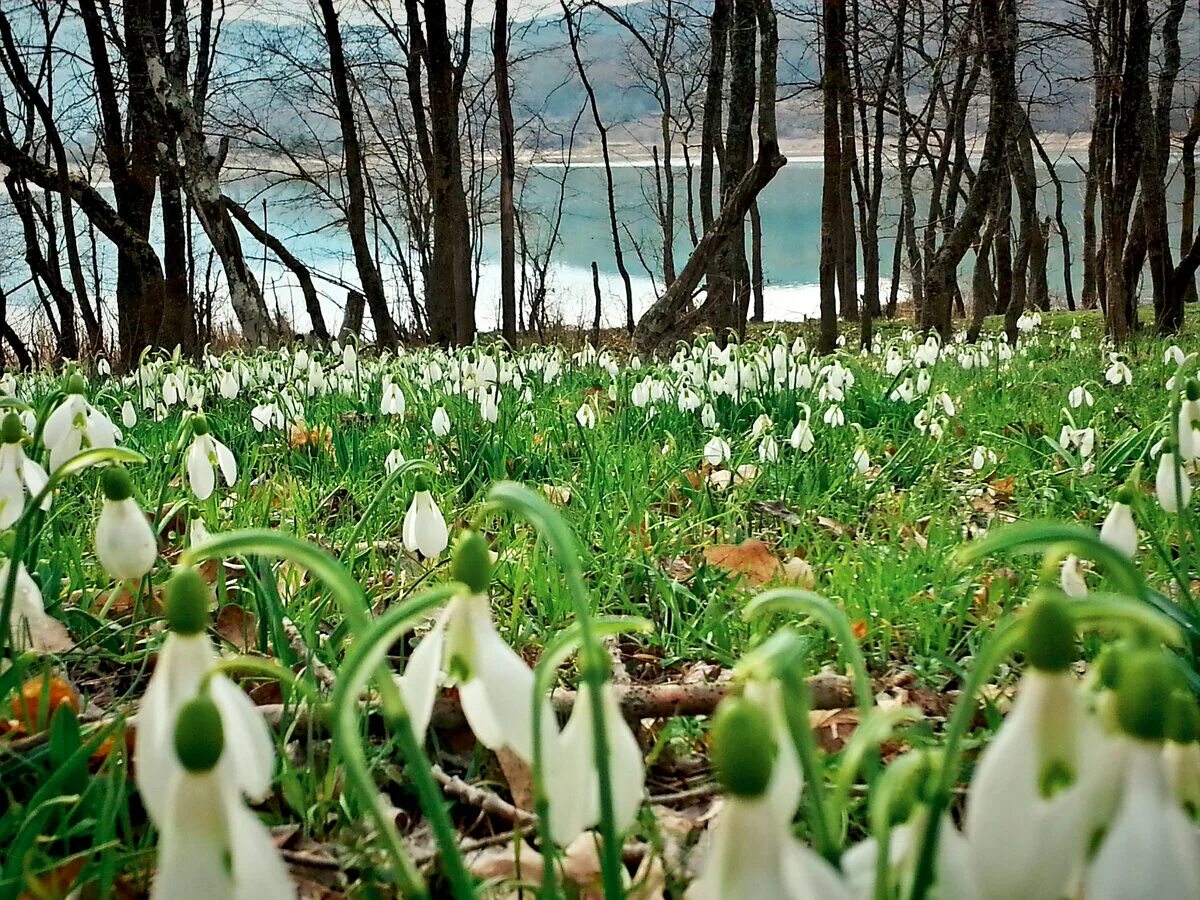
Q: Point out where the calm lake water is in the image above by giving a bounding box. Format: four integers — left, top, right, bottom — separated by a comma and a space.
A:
11, 159, 1185, 334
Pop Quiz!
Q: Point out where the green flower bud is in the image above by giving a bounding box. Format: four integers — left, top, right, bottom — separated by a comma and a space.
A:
64, 372, 86, 395
191, 413, 210, 436
1025, 595, 1075, 672
100, 465, 134, 502
1116, 650, 1183, 742
413, 473, 430, 493
1, 413, 22, 444
1115, 483, 1137, 506
164, 567, 211, 635
1186, 379, 1200, 402
1096, 645, 1123, 690
451, 531, 492, 594
1165, 691, 1200, 745
174, 694, 224, 773
711, 696, 776, 798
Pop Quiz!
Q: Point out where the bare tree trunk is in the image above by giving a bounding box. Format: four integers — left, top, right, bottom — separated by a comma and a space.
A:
1180, 90, 1200, 306
633, 0, 784, 353
562, 1, 635, 333
819, 0, 846, 353
226, 197, 330, 342
1031, 133, 1075, 311
1146, 0, 1185, 334
750, 201, 765, 322
721, 0, 756, 337
923, 0, 1015, 340
494, 0, 518, 344
591, 261, 602, 345
318, 0, 397, 349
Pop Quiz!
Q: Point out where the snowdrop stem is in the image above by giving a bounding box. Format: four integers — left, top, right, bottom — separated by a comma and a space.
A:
829, 707, 922, 842
339, 458, 435, 567
743, 589, 875, 714
486, 481, 625, 900
779, 664, 840, 861
908, 617, 1027, 900
531, 617, 653, 897
333, 583, 473, 900
0, 446, 145, 660
204, 656, 324, 710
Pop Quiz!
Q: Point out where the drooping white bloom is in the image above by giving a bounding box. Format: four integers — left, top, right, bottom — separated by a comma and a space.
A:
1100, 496, 1138, 559
701, 403, 718, 429
95, 466, 157, 581
1083, 743, 1200, 900
187, 516, 212, 549
1105, 355, 1133, 386
385, 449, 406, 475
402, 482, 449, 558
843, 812, 980, 900
703, 436, 731, 466
479, 386, 500, 423
852, 446, 870, 474
823, 404, 844, 428
1164, 345, 1187, 367
396, 590, 543, 760
965, 663, 1120, 900
1068, 386, 1094, 409
250, 402, 283, 433
545, 681, 645, 846
972, 445, 997, 471
687, 796, 849, 900
576, 403, 597, 429
121, 400, 138, 429
137, 570, 274, 828
151, 728, 293, 900
186, 419, 238, 501
0, 560, 71, 652
1060, 554, 1087, 598
1156, 450, 1193, 514
380, 380, 406, 417
0, 419, 50, 529
43, 383, 121, 472
789, 419, 815, 453
432, 406, 452, 437
758, 435, 779, 463
750, 414, 773, 440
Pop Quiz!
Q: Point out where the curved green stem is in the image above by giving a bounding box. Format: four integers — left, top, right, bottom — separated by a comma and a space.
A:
908, 617, 1026, 900
340, 458, 435, 566
743, 588, 875, 714
487, 482, 624, 900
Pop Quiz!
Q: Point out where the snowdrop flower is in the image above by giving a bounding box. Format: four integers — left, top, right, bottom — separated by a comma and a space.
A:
151, 693, 293, 900
703, 436, 731, 466
700, 403, 718, 429
1099, 486, 1139, 558
966, 598, 1120, 900
380, 380, 406, 417
96, 356, 111, 377
479, 386, 500, 423
1084, 652, 1200, 900
121, 400, 138, 429
432, 406, 452, 437
1165, 345, 1187, 367
971, 445, 997, 471
186, 415, 237, 502
217, 370, 239, 400
891, 378, 916, 403
789, 418, 815, 453
1068, 385, 1094, 409
1178, 380, 1200, 463
136, 568, 275, 827
575, 402, 597, 429
1156, 444, 1192, 514
0, 413, 49, 529
396, 533, 545, 760
250, 402, 283, 433
385, 449, 406, 475
823, 404, 844, 428
187, 515, 212, 549
852, 446, 870, 474
687, 696, 848, 900
936, 392, 956, 417
758, 434, 779, 463
750, 414, 773, 440
402, 475, 449, 558
43, 374, 121, 472
1105, 354, 1133, 386
546, 680, 645, 845
1, 559, 70, 653
1069, 325, 1083, 341
1060, 554, 1087, 598
95, 465, 157, 581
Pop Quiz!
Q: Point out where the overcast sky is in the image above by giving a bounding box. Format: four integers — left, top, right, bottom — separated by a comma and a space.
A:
222, 0, 630, 29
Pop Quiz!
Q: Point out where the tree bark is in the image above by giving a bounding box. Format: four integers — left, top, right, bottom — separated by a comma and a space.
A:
494, 0, 518, 345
